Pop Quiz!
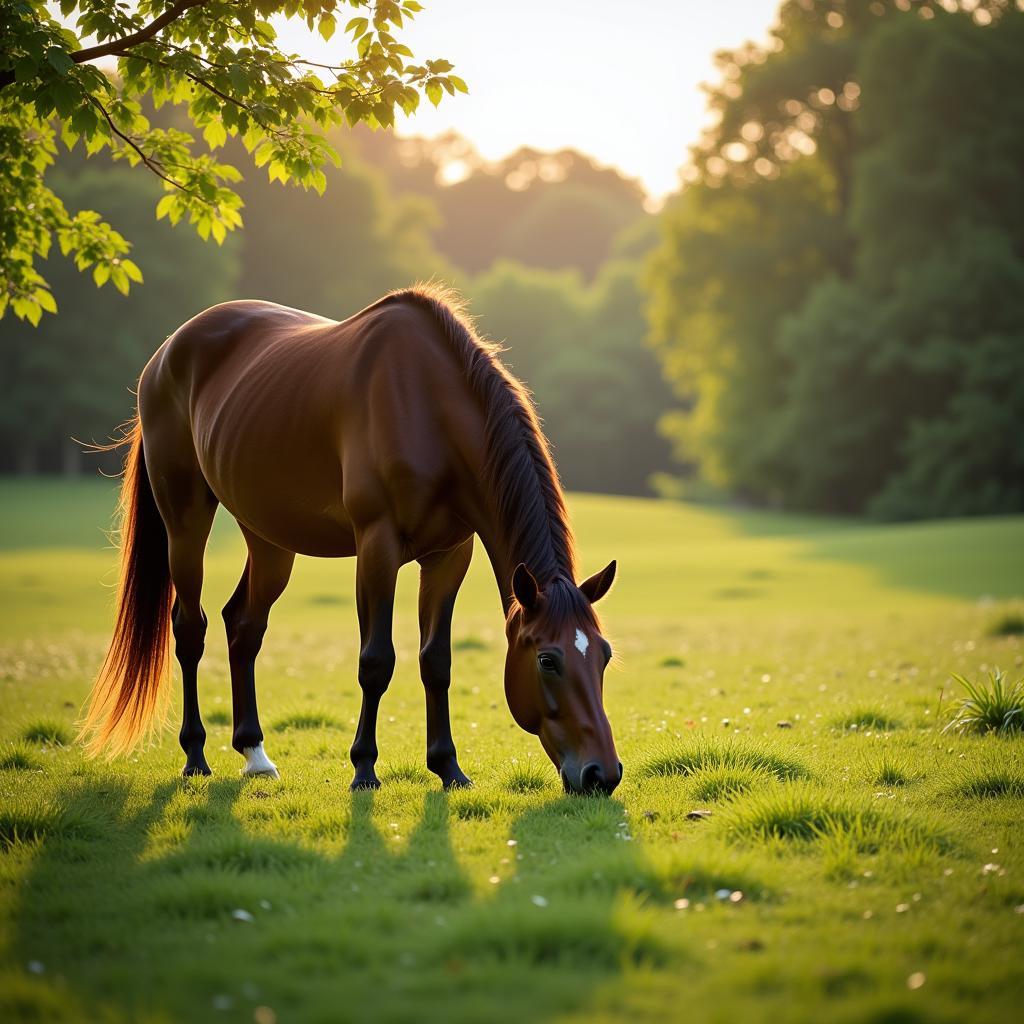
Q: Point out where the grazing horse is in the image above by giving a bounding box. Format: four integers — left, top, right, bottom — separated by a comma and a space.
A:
81, 286, 621, 794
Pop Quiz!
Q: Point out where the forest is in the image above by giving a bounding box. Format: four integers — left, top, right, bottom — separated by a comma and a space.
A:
2, 0, 1021, 519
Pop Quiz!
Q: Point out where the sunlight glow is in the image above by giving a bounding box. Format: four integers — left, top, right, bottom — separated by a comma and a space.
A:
273, 0, 781, 202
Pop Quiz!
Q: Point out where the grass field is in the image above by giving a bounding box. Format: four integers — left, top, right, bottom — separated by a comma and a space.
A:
2, 478, 1023, 1024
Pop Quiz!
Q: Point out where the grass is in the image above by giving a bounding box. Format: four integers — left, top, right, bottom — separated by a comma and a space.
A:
988, 611, 1024, 637
271, 710, 343, 732
873, 755, 914, 788
0, 479, 1022, 1023
943, 670, 1024, 735
639, 735, 811, 782
833, 708, 903, 732
18, 720, 71, 746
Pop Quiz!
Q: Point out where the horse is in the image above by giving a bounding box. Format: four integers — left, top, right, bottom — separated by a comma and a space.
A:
81, 285, 621, 795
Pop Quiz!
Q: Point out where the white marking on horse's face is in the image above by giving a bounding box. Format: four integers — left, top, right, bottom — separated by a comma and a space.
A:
575, 629, 589, 658
241, 742, 280, 779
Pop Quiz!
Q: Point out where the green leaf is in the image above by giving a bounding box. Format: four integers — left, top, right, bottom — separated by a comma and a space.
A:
111, 266, 130, 295
449, 75, 468, 94
346, 16, 369, 38
92, 264, 110, 287
121, 259, 143, 284
34, 289, 57, 315
155, 194, 176, 221
45, 46, 74, 75
425, 80, 442, 107
203, 120, 227, 149
318, 14, 336, 41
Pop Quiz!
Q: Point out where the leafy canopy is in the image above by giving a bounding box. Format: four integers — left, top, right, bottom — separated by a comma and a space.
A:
0, 0, 466, 325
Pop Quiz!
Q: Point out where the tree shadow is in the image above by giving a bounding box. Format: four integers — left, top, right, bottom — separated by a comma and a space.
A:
5, 773, 658, 1023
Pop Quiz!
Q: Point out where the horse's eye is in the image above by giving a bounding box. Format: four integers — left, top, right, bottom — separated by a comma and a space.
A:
538, 653, 558, 674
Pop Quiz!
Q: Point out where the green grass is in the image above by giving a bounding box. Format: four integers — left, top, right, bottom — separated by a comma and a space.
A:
0, 479, 1023, 1023
639, 735, 811, 782
943, 670, 1024, 736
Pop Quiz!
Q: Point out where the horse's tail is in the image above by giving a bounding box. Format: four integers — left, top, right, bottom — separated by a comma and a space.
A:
80, 419, 174, 756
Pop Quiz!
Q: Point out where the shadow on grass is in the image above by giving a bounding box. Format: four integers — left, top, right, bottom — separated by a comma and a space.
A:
6, 774, 654, 1024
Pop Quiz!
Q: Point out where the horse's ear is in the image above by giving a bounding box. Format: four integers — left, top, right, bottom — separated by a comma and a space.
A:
579, 560, 616, 604
512, 563, 540, 611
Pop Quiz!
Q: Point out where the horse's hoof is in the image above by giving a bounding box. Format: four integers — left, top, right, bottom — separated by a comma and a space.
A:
443, 773, 473, 791
350, 774, 381, 791
240, 743, 280, 779
182, 762, 212, 778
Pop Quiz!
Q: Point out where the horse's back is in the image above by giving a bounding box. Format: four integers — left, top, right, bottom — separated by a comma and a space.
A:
139, 296, 484, 559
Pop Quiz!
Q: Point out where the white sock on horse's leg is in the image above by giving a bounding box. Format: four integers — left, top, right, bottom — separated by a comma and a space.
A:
241, 742, 279, 778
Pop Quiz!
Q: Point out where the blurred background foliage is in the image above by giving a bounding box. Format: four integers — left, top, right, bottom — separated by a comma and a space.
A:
2, 0, 1021, 517
648, 0, 1024, 517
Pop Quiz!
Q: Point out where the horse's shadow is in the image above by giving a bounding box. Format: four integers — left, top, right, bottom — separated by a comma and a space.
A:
8, 769, 649, 1023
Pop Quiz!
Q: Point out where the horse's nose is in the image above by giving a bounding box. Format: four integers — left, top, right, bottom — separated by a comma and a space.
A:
579, 760, 622, 796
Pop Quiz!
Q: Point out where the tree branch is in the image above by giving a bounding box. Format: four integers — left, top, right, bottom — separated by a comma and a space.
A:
71, 0, 208, 66
90, 97, 199, 197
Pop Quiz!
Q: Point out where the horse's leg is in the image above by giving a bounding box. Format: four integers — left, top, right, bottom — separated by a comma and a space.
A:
222, 527, 295, 778
169, 502, 217, 777
349, 521, 402, 790
145, 428, 218, 777
418, 537, 474, 789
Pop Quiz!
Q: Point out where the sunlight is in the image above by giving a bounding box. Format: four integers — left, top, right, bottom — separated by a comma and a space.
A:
273, 0, 781, 203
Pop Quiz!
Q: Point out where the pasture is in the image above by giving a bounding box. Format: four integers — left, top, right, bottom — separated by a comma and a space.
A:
1, 478, 1023, 1023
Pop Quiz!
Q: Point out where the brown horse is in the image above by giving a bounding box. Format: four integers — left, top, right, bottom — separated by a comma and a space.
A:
81, 285, 621, 794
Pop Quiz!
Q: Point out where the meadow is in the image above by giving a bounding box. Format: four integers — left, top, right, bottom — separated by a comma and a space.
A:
1, 478, 1023, 1023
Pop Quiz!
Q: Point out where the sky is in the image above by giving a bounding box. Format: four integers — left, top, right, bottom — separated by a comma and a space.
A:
275, 0, 782, 203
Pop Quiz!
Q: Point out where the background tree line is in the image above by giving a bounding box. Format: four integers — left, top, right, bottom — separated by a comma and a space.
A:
0, 104, 670, 495
3, 0, 1021, 519
647, 0, 1024, 518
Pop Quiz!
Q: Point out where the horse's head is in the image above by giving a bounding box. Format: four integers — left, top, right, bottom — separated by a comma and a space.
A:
504, 560, 621, 795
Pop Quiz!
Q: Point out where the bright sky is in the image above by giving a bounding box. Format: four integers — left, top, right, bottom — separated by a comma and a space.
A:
276, 0, 782, 203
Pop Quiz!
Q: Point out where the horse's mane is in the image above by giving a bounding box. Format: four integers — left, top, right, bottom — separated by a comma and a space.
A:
383, 284, 593, 621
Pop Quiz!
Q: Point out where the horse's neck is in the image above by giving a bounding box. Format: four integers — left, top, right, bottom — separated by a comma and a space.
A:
477, 521, 567, 616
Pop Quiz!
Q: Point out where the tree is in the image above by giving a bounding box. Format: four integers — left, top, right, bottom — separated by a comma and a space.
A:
0, 0, 465, 324
232, 131, 454, 316
647, 159, 844, 500
0, 160, 239, 472
693, 0, 1010, 218
648, 0, 1021, 517
471, 258, 673, 496
773, 10, 1024, 517
350, 133, 649, 278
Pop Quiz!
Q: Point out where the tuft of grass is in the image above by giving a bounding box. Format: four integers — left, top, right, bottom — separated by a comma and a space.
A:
0, 741, 42, 771
379, 762, 433, 785
500, 761, 556, 794
659, 655, 685, 668
690, 766, 769, 802
833, 708, 902, 732
726, 785, 947, 853
873, 755, 914, 787
19, 719, 71, 746
0, 802, 100, 850
988, 612, 1024, 637
271, 709, 342, 732
639, 735, 811, 783
943, 670, 1024, 735
453, 635, 488, 651
953, 769, 1024, 799
450, 793, 500, 821
205, 708, 231, 727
